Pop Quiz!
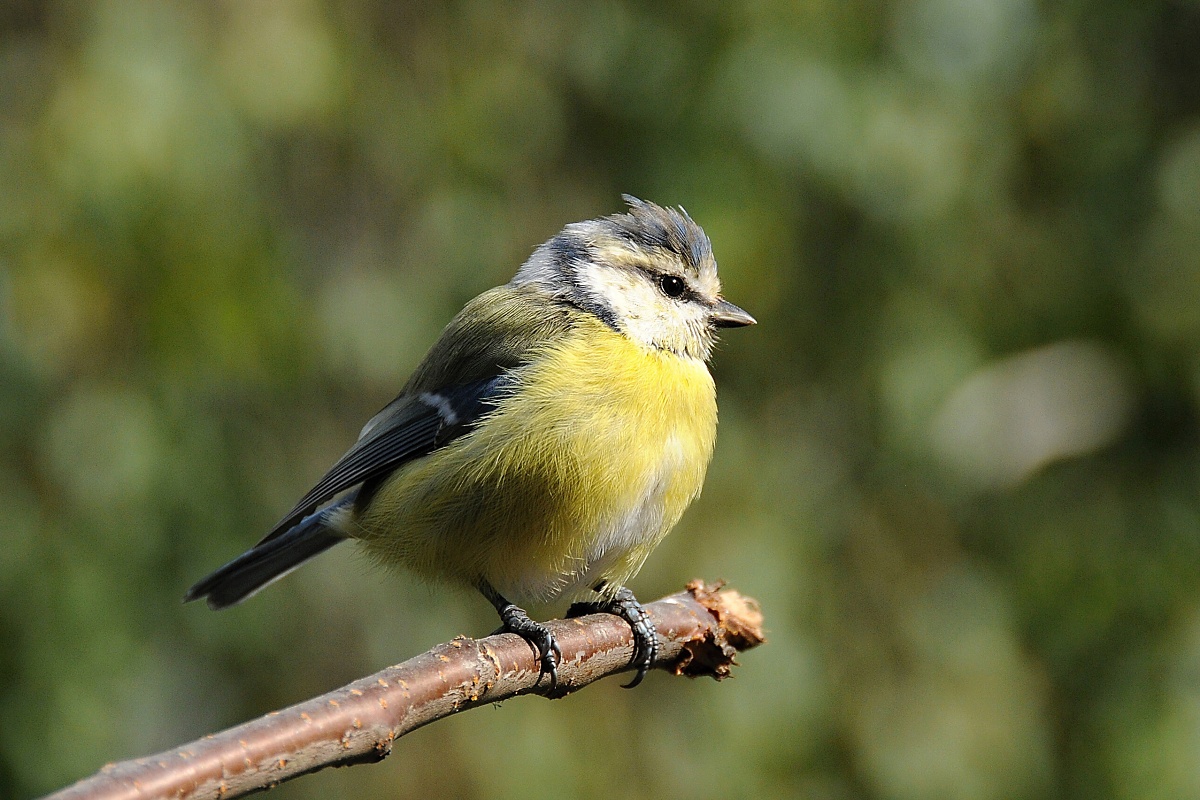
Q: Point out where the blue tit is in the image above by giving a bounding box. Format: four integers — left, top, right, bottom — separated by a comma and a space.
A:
185, 196, 755, 688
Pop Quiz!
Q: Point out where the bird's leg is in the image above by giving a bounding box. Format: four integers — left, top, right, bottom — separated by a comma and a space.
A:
479, 581, 561, 690
566, 583, 657, 689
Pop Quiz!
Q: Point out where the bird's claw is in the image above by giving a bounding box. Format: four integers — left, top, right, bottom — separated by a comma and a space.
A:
498, 603, 562, 690
568, 585, 657, 688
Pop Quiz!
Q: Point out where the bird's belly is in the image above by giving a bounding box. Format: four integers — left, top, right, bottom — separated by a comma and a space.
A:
496, 428, 697, 604
352, 326, 718, 606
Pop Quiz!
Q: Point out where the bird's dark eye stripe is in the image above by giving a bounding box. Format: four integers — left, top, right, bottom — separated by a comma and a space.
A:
658, 274, 687, 299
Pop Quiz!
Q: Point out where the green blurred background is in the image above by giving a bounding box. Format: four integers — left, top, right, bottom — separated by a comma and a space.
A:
3, 1, 1200, 798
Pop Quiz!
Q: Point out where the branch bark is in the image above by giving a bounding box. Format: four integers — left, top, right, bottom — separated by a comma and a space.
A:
45, 580, 764, 800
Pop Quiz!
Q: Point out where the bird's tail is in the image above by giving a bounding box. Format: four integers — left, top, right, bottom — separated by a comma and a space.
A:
184, 504, 348, 610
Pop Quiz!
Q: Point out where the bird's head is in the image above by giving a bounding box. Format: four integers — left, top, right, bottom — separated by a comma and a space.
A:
512, 196, 755, 360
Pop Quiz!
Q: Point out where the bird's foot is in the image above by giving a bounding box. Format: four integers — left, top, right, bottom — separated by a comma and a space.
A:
567, 585, 657, 688
497, 603, 562, 689
481, 582, 561, 689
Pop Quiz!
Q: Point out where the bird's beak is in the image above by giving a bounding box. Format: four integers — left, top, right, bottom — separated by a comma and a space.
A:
710, 299, 757, 328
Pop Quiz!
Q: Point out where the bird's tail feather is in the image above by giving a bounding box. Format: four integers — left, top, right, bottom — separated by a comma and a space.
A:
184, 506, 347, 610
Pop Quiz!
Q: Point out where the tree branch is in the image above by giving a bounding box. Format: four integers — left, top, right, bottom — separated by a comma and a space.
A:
46, 580, 764, 800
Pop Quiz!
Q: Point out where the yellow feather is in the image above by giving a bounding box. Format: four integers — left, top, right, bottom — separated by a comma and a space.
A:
350, 314, 717, 606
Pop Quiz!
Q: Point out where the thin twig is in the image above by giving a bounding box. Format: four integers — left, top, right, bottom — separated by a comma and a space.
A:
45, 580, 764, 800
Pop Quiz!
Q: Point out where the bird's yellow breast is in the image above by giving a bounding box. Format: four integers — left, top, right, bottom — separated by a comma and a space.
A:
352, 316, 718, 605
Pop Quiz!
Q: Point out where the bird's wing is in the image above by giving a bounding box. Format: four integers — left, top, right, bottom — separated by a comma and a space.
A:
257, 376, 507, 544
257, 286, 576, 544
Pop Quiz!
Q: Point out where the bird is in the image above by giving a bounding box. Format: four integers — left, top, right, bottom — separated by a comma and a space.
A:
185, 196, 755, 689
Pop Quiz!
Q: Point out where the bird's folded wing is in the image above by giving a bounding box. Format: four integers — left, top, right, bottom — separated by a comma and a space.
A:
256, 286, 578, 546
257, 376, 510, 545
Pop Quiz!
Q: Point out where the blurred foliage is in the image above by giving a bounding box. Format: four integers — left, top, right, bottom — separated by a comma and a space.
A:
3, 1, 1200, 798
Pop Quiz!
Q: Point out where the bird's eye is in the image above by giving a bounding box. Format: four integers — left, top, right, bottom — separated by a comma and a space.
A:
658, 274, 686, 299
